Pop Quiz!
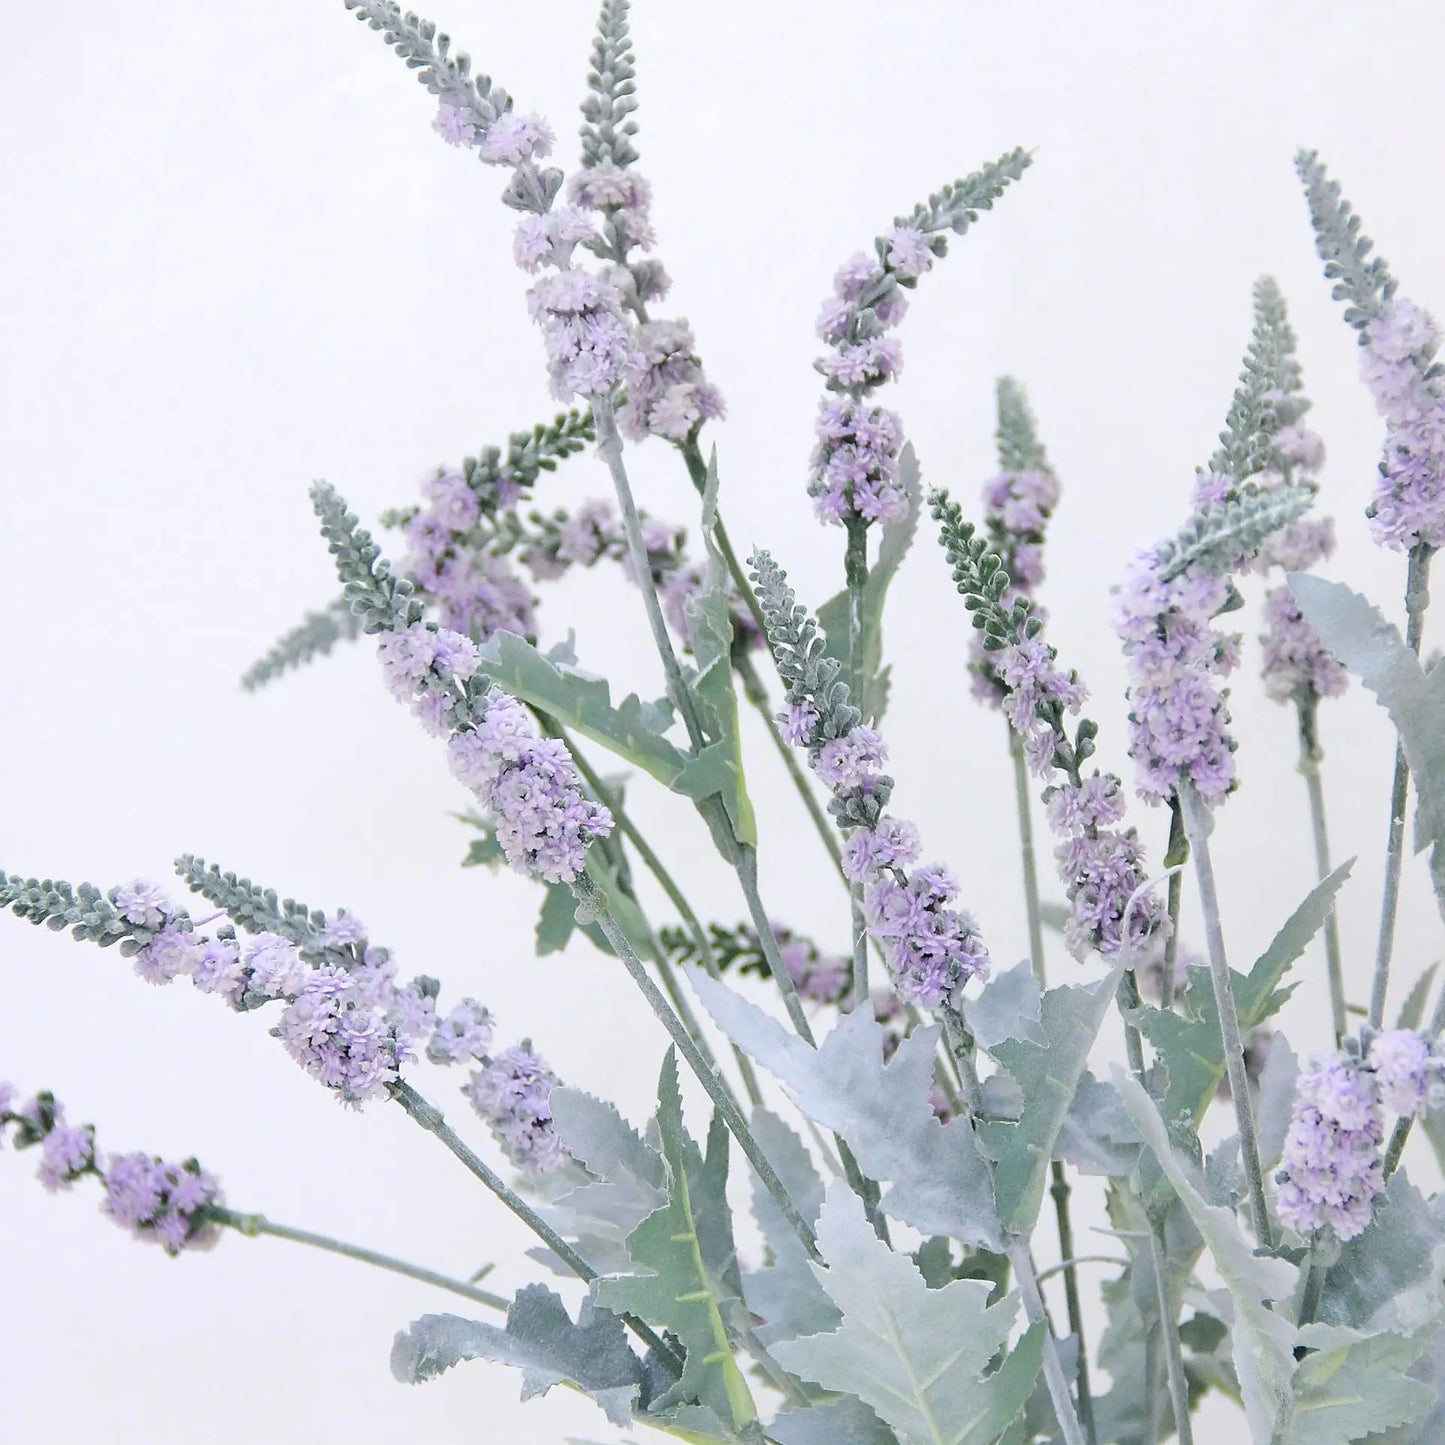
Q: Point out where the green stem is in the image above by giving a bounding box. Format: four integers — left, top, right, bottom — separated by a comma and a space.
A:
572, 872, 819, 1259
595, 397, 813, 1043
1009, 726, 1049, 989
1177, 781, 1274, 1249
208, 1206, 508, 1312
1147, 1217, 1194, 1445
845, 516, 871, 1009
1371, 542, 1433, 1030
387, 1079, 682, 1371
562, 730, 764, 1110
1160, 798, 1187, 1014
1050, 1163, 1096, 1445
1297, 694, 1346, 1044
1009, 1242, 1089, 1445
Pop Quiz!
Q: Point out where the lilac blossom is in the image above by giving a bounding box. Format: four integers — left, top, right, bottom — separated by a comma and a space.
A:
1276, 1052, 1384, 1241
427, 999, 497, 1065
1368, 1029, 1438, 1117
465, 1043, 569, 1176
617, 319, 725, 443
772, 926, 850, 1006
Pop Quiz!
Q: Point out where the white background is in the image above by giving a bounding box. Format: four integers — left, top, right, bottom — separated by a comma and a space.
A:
3, 1, 1445, 1440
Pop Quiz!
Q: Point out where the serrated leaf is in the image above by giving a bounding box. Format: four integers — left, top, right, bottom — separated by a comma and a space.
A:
690, 971, 1002, 1250
594, 1051, 757, 1432
390, 1288, 642, 1425
817, 445, 922, 724
1369, 1324, 1445, 1443
1319, 1172, 1445, 1334
977, 962, 1124, 1231
1052, 1071, 1142, 1176
462, 829, 506, 869
1289, 574, 1445, 899
1285, 1323, 1435, 1444
679, 450, 757, 846
1134, 860, 1354, 1137
769, 1397, 900, 1444
962, 959, 1045, 1051
741, 1110, 837, 1346
536, 881, 579, 954
772, 1185, 1042, 1445
1113, 1069, 1299, 1440
477, 629, 688, 785
1396, 962, 1439, 1031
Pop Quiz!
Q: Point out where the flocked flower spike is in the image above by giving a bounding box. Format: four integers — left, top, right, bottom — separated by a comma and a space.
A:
807, 150, 1031, 527
1297, 149, 1445, 552
749, 547, 989, 1006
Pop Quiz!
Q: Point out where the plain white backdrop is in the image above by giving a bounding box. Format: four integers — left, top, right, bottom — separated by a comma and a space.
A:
4, 1, 1445, 1440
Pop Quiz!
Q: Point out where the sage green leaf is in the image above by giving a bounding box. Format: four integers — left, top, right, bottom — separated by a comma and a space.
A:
817, 444, 922, 724
583, 850, 655, 961
536, 881, 579, 955
461, 827, 506, 869
637, 1401, 751, 1443
977, 962, 1124, 1232
1255, 1035, 1299, 1174
772, 1185, 1041, 1445
1113, 1070, 1299, 1440
1289, 574, 1445, 895
1284, 1323, 1435, 1444
768, 1397, 899, 1444
1395, 962, 1439, 1031
742, 1110, 838, 1346
1133, 860, 1353, 1135
679, 449, 756, 845
1052, 1071, 1142, 1176
1370, 1325, 1445, 1443
477, 630, 688, 785
1319, 1172, 1445, 1333
541, 1090, 666, 1276
962, 959, 1045, 1051
594, 1051, 758, 1433
690, 971, 1002, 1250
1037, 900, 1072, 935
390, 1289, 642, 1425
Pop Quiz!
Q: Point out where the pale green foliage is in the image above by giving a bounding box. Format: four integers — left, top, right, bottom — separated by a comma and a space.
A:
1294, 149, 1397, 331
994, 377, 1049, 474
1153, 481, 1314, 581
1206, 276, 1292, 483
241, 598, 363, 692
772, 1186, 1042, 1445
579, 0, 639, 169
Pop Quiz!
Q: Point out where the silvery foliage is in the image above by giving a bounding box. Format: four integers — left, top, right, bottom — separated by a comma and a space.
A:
10, 4, 1445, 1444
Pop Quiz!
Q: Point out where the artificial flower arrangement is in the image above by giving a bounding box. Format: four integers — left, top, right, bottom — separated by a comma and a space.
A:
5, 3, 1445, 1441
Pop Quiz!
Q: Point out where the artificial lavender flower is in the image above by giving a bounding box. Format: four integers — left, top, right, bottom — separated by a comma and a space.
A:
427, 999, 496, 1065
2, 1086, 220, 1254
465, 1043, 569, 1175
617, 319, 725, 443
751, 548, 989, 1007
112, 880, 170, 930
1368, 1029, 1437, 1117
1276, 1052, 1384, 1241
447, 694, 613, 884
807, 151, 1031, 527
1259, 587, 1348, 705
1297, 153, 1445, 552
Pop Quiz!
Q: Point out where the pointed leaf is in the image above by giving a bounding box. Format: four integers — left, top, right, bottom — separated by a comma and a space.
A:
1134, 860, 1353, 1135
977, 962, 1124, 1231
962, 959, 1045, 1051
477, 630, 688, 785
390, 1289, 642, 1425
772, 1186, 1042, 1445
1256, 1035, 1299, 1174
1396, 963, 1439, 1031
1285, 1323, 1436, 1444
691, 971, 1001, 1249
1052, 1071, 1142, 1176
1114, 1069, 1298, 1439
1290, 575, 1445, 888
742, 1110, 837, 1345
594, 1052, 757, 1432
769, 1397, 899, 1445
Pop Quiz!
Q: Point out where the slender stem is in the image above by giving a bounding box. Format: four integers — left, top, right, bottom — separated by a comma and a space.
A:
1160, 798, 1187, 1013
1147, 1219, 1194, 1445
572, 872, 819, 1259
1372, 543, 1433, 1030
596, 397, 814, 1043
1009, 726, 1048, 989
1297, 694, 1346, 1044
845, 516, 871, 1008
1035, 1254, 1131, 1284
1298, 1242, 1326, 1327
939, 1003, 986, 1118
679, 435, 770, 641
1382, 977, 1445, 1178
1008, 1242, 1089, 1445
388, 1079, 682, 1370
208, 1206, 508, 1312
1117, 968, 1147, 1080
1007, 720, 1092, 1430
561, 731, 764, 1109
735, 651, 847, 881
1177, 781, 1274, 1249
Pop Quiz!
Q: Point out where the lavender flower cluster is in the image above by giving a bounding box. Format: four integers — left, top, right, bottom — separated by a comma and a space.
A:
1277, 1030, 1442, 1240
1, 1086, 221, 1255
755, 551, 990, 1008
